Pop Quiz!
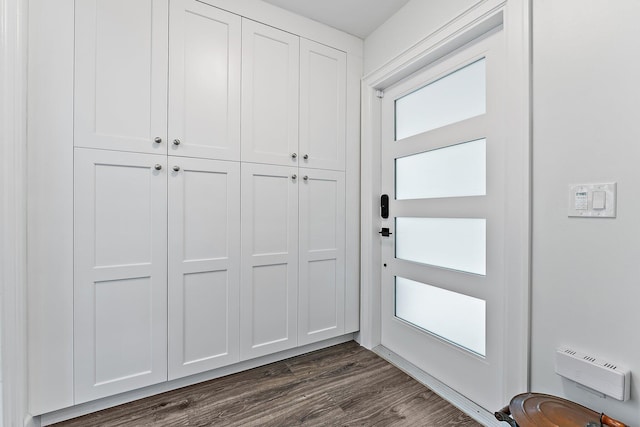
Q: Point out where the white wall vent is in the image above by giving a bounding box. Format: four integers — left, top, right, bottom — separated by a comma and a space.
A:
555, 347, 631, 401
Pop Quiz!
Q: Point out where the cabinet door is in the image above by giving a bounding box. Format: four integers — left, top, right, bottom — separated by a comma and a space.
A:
168, 157, 240, 380
74, 148, 167, 403
298, 169, 346, 345
299, 40, 347, 171
240, 163, 298, 360
75, 0, 169, 154
169, 1, 241, 160
241, 19, 299, 166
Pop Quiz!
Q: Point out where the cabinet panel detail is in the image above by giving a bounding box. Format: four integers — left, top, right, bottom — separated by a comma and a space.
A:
94, 277, 153, 384
182, 169, 230, 261
182, 271, 230, 363
94, 163, 153, 266
306, 259, 338, 333
252, 264, 290, 346
252, 173, 291, 255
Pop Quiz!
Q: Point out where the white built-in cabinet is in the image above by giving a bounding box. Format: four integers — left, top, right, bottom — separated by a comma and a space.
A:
35, 0, 355, 413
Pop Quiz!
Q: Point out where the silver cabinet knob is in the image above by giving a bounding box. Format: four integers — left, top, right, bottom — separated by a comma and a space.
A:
154, 137, 162, 144
291, 153, 297, 159
173, 165, 180, 172
154, 164, 162, 170
303, 154, 309, 160
173, 139, 181, 146
292, 174, 297, 180
303, 175, 308, 181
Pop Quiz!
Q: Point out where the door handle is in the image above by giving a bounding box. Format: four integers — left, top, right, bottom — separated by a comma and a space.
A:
378, 228, 392, 237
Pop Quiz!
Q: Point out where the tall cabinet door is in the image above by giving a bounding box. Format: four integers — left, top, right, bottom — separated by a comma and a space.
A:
299, 40, 347, 171
74, 148, 167, 403
240, 163, 299, 360
169, 1, 241, 160
75, 0, 169, 154
168, 157, 240, 380
298, 169, 346, 345
241, 19, 300, 166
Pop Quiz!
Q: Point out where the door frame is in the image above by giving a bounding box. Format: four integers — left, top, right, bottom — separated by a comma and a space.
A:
359, 0, 531, 406
1, 0, 29, 425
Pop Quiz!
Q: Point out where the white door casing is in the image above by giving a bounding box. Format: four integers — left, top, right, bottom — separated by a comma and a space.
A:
74, 0, 169, 154
74, 148, 168, 403
168, 0, 241, 160
168, 157, 240, 380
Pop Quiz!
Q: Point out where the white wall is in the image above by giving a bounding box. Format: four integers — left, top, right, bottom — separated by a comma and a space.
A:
532, 1, 640, 424
363, 0, 481, 75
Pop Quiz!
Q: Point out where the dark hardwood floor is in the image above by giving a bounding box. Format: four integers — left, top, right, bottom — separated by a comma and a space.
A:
52, 341, 482, 426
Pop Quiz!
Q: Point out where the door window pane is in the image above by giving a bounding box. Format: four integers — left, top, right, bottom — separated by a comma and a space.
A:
395, 59, 485, 140
395, 276, 486, 356
396, 138, 485, 200
396, 217, 486, 275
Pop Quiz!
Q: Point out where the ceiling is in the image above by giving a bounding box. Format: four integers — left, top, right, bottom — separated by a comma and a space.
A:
261, 0, 411, 39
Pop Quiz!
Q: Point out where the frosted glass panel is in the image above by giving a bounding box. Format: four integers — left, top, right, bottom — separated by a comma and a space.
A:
395, 276, 486, 356
396, 217, 486, 275
395, 59, 485, 140
396, 139, 485, 200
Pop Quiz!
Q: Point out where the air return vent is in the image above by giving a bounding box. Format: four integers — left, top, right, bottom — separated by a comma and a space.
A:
555, 347, 630, 401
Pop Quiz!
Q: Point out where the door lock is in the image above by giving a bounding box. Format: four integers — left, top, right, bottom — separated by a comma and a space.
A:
380, 194, 389, 219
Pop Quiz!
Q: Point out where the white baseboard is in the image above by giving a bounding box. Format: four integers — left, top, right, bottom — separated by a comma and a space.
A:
373, 345, 502, 427
39, 334, 354, 426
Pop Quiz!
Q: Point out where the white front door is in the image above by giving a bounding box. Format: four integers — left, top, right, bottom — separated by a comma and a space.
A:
380, 29, 507, 410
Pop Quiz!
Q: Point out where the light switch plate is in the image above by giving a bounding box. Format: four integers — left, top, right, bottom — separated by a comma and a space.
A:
568, 183, 616, 218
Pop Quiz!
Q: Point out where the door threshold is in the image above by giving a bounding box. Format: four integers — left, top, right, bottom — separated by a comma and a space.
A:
373, 345, 501, 427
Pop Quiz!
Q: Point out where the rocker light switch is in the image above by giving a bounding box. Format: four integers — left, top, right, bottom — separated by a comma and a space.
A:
592, 191, 606, 210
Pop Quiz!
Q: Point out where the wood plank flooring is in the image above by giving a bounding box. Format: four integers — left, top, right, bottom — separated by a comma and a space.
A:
52, 341, 482, 426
